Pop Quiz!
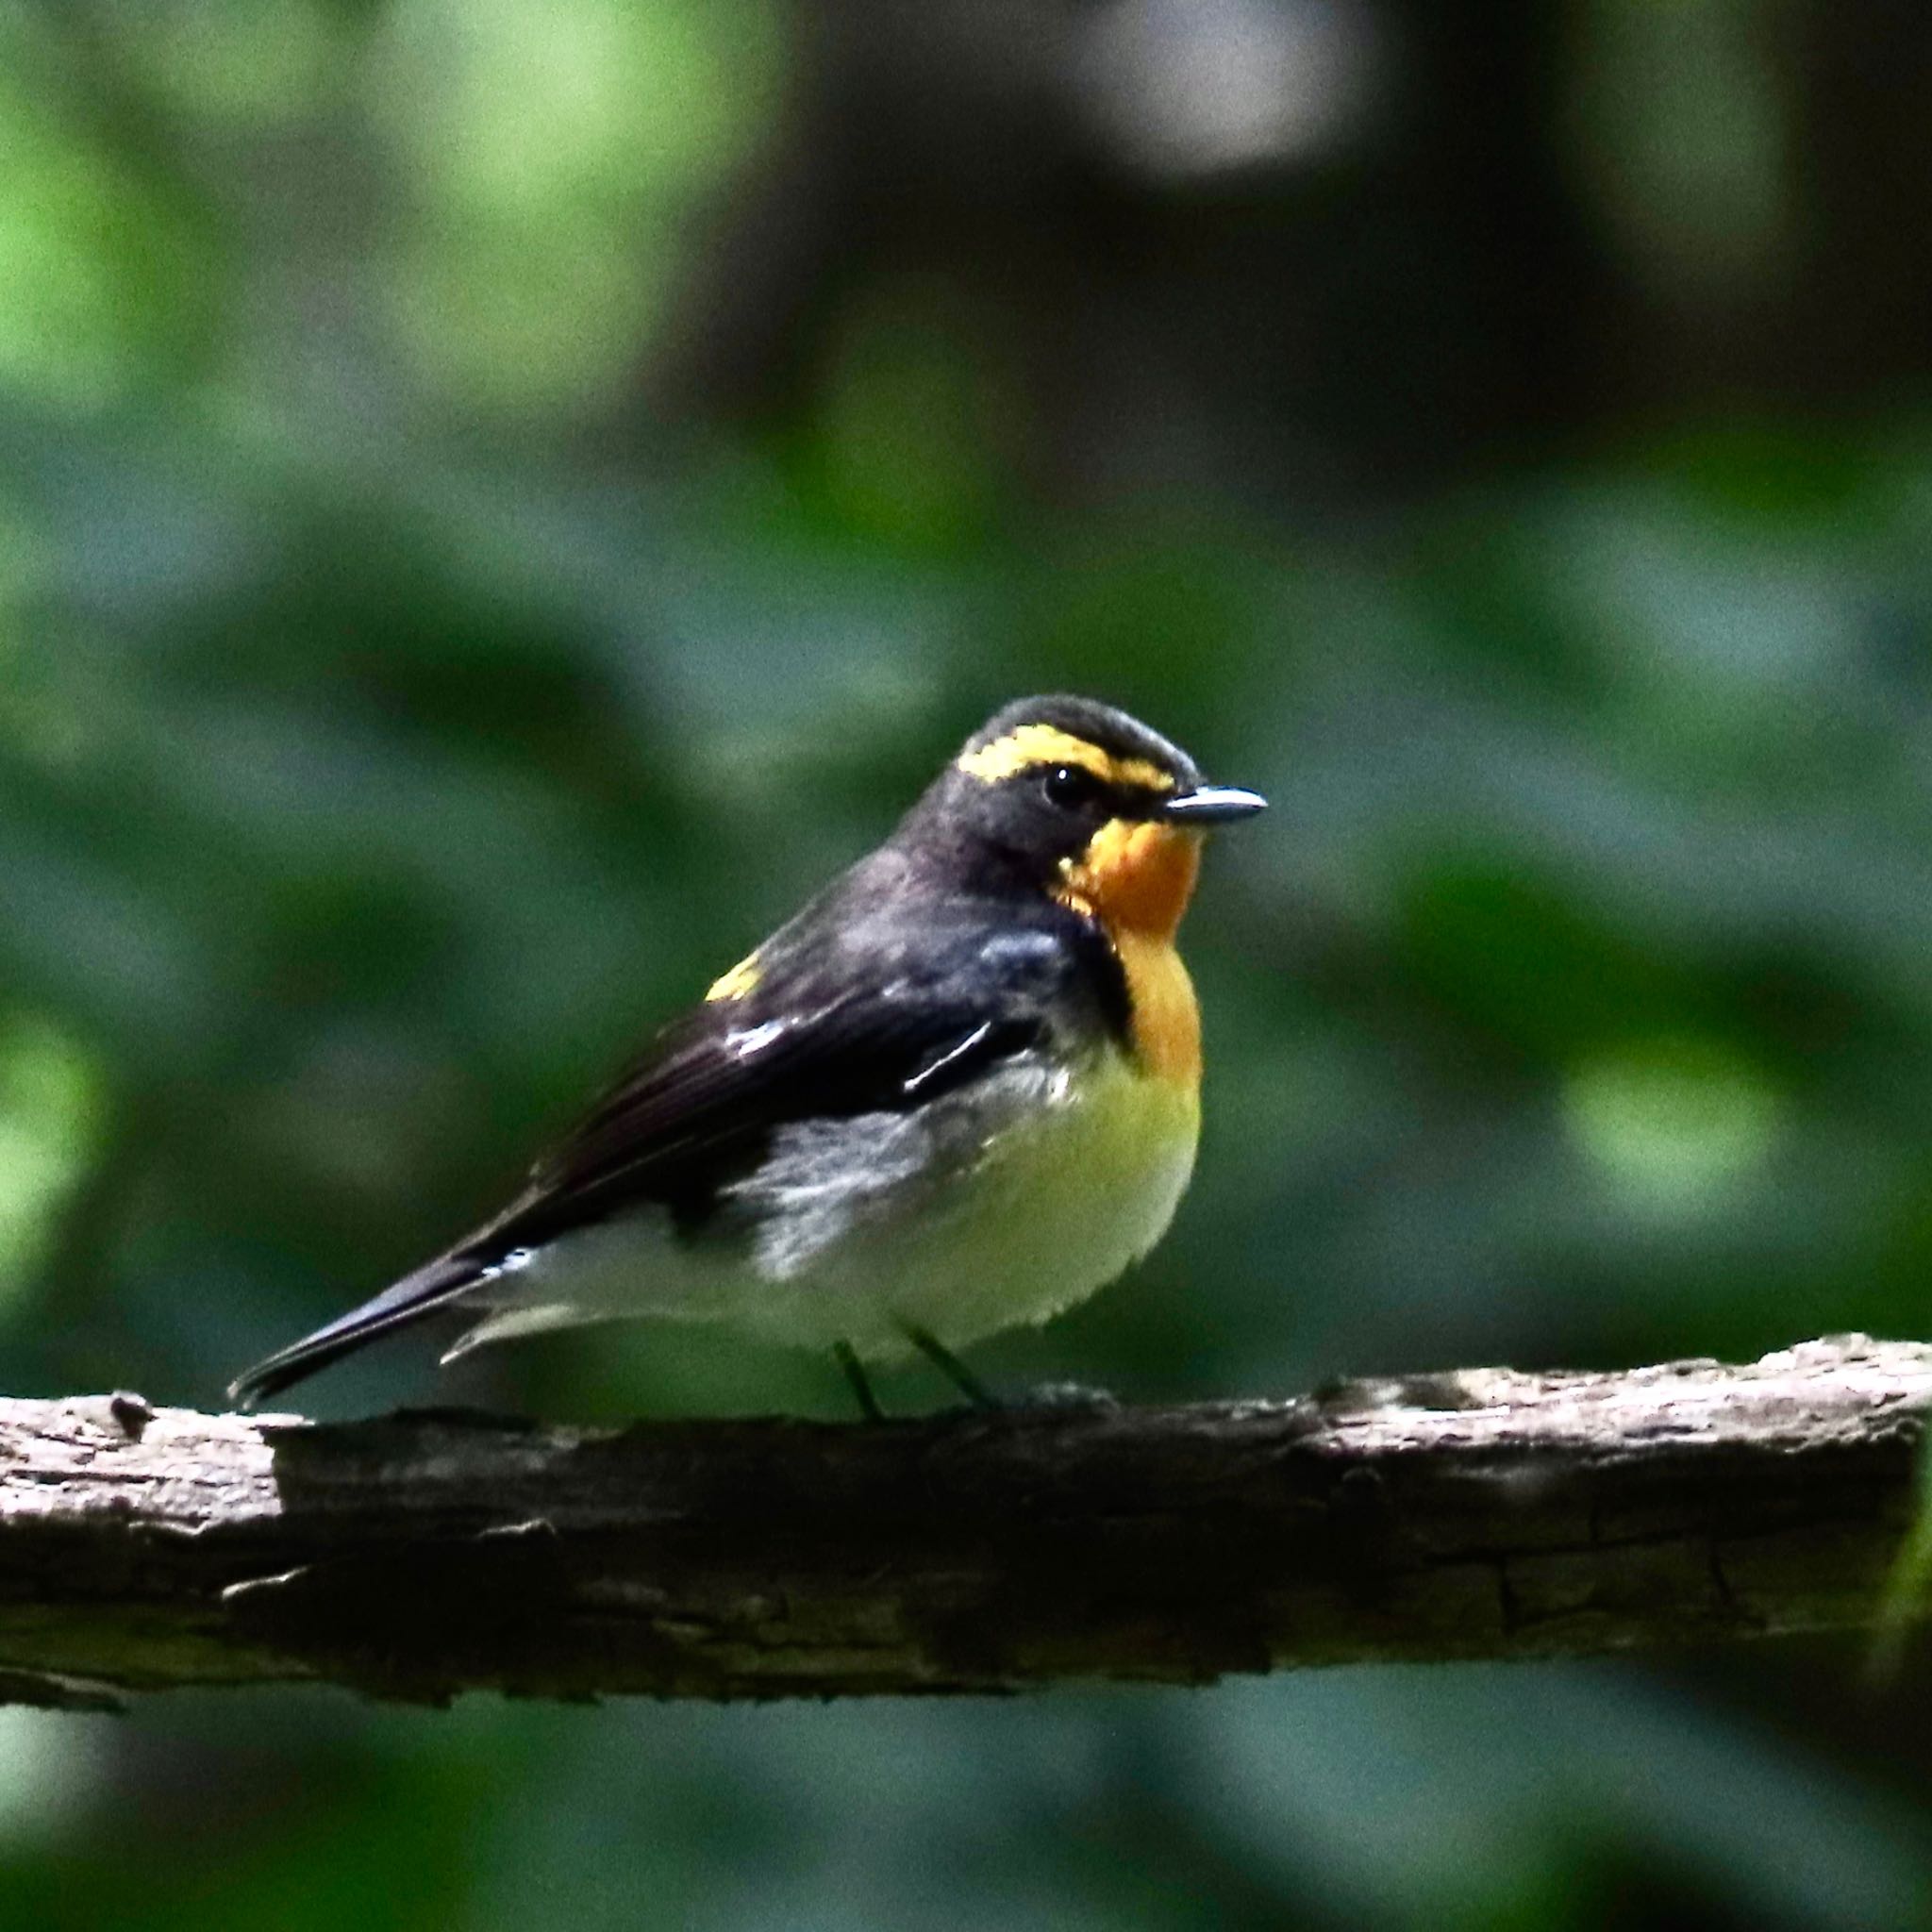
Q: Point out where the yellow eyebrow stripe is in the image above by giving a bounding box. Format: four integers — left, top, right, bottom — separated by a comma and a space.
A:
956, 724, 1174, 793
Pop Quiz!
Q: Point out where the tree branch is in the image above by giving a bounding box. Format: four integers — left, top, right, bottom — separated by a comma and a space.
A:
3, 1336, 1928, 1707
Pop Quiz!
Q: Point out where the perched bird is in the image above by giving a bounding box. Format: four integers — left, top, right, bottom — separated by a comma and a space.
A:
229, 695, 1265, 1415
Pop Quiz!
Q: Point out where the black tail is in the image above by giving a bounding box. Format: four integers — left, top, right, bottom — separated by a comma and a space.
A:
226, 1255, 480, 1410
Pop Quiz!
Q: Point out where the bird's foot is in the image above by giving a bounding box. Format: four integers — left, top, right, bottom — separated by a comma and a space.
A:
1018, 1380, 1121, 1413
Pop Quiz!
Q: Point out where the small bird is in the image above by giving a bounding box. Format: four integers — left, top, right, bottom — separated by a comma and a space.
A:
229, 695, 1265, 1415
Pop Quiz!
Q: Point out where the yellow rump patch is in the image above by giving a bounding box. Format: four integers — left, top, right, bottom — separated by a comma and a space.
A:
956, 724, 1175, 795
705, 952, 762, 1003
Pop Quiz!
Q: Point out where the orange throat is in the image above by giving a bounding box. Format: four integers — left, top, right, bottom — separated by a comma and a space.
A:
1056, 821, 1204, 1087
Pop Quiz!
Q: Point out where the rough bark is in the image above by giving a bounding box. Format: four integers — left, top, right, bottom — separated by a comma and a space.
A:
1, 1336, 1928, 1708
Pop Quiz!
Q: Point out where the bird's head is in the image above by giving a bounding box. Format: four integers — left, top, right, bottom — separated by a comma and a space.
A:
904, 694, 1266, 941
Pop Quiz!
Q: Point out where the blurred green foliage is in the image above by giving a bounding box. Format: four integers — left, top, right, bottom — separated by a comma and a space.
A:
3, 1, 1932, 1926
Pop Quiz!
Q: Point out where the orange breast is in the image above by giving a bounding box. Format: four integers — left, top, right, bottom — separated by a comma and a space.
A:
1056, 820, 1205, 1088
1113, 928, 1202, 1085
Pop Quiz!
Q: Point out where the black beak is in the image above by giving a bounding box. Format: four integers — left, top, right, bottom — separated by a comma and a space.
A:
1159, 784, 1268, 826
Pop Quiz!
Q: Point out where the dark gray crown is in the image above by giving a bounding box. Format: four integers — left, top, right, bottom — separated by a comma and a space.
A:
963, 694, 1202, 790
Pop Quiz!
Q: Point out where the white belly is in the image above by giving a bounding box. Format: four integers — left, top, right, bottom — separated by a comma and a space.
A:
454, 1049, 1201, 1363
773, 1050, 1203, 1356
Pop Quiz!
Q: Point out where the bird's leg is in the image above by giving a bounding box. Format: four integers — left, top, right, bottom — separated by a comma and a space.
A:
902, 1325, 1002, 1410
833, 1341, 885, 1422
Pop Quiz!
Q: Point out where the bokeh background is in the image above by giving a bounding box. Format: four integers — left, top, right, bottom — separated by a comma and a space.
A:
4, 1, 1932, 1925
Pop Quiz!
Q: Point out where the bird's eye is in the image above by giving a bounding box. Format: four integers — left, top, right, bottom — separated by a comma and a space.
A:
1041, 764, 1103, 811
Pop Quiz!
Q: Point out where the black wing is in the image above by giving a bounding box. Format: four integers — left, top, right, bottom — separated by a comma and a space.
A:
228, 916, 1085, 1407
